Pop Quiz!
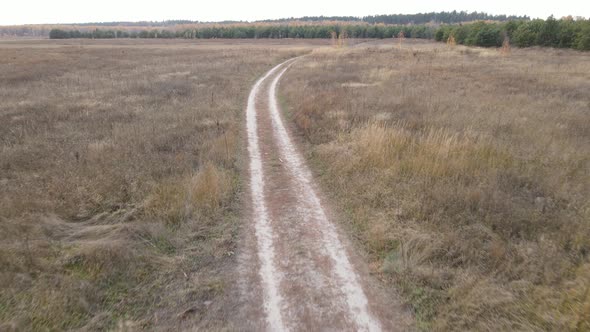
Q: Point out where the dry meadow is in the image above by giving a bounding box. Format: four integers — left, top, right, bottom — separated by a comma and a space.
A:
281, 40, 590, 330
0, 39, 307, 330
2, 37, 589, 331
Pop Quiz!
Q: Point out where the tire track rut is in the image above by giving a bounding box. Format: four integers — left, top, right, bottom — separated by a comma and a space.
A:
239, 57, 412, 331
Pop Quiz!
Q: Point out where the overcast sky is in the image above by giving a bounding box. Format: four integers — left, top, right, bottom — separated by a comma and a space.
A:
2, 0, 589, 25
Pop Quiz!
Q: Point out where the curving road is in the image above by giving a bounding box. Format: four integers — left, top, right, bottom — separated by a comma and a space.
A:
234, 58, 412, 331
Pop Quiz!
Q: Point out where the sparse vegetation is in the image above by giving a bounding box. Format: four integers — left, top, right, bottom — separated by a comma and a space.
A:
0, 39, 305, 330
281, 41, 590, 330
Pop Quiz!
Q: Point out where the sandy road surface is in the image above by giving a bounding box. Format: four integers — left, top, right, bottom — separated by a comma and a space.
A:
233, 58, 413, 331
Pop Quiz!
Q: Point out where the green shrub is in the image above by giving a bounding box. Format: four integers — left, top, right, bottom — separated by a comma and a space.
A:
537, 16, 560, 47
575, 21, 590, 50
49, 29, 70, 39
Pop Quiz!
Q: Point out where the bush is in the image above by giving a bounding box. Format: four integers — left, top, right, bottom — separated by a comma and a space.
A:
434, 29, 445, 41
473, 24, 502, 47
537, 16, 560, 47
557, 20, 578, 48
49, 29, 70, 39
512, 21, 540, 47
575, 21, 590, 50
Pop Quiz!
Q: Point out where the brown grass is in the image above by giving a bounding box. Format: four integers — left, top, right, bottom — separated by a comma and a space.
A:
281, 40, 590, 330
0, 39, 308, 330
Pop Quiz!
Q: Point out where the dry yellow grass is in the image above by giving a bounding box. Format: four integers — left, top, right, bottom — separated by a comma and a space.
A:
0, 39, 308, 330
281, 40, 590, 330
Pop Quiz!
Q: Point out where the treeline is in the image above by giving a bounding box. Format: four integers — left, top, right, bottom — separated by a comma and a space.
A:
50, 24, 436, 40
41, 11, 531, 29
435, 17, 590, 50
49, 29, 177, 39
363, 11, 529, 24
180, 25, 436, 39
0, 25, 50, 37
71, 20, 244, 26
49, 17, 590, 51
259, 11, 529, 24
259, 16, 360, 23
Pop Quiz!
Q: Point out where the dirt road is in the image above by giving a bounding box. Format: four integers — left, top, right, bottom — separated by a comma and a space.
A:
233, 58, 413, 331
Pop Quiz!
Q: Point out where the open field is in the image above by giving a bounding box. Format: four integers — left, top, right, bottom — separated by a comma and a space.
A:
281, 40, 590, 330
0, 39, 310, 330
1, 37, 589, 331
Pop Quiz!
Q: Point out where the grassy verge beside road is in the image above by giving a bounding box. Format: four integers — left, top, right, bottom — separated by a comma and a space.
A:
281, 40, 590, 330
0, 40, 304, 330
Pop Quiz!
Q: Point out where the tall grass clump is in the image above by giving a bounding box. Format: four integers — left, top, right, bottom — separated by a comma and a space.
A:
145, 163, 231, 224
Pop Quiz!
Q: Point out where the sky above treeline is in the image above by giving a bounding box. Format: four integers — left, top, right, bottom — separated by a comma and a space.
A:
1, 0, 589, 25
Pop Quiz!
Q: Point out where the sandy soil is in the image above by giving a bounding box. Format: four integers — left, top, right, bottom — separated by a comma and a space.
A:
233, 58, 414, 331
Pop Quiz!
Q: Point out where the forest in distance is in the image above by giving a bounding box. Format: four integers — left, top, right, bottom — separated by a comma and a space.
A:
3, 10, 530, 33
48, 16, 590, 51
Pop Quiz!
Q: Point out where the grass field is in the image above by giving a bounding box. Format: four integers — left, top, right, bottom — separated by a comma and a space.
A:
281, 40, 590, 330
2, 37, 588, 330
0, 39, 308, 330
